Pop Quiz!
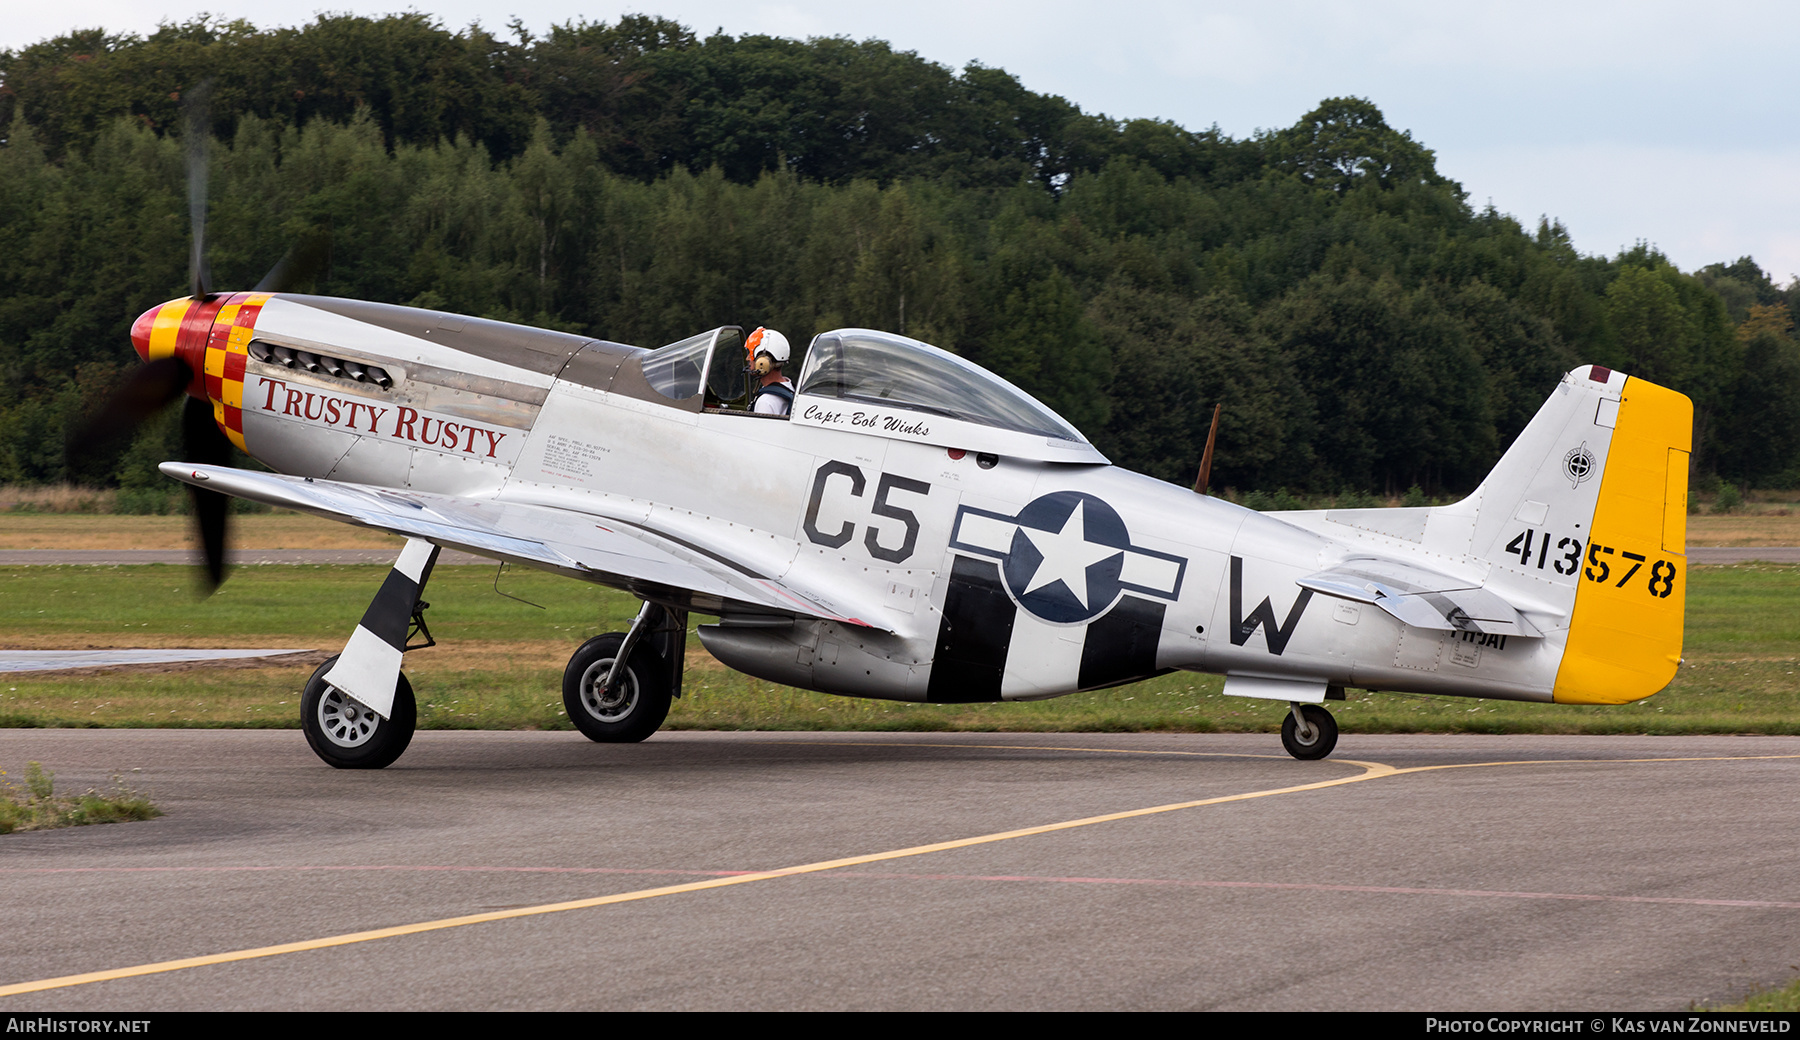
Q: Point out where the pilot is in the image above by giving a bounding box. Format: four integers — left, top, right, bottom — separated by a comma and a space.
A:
747, 327, 794, 416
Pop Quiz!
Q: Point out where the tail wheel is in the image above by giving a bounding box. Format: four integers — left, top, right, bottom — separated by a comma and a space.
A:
563, 633, 671, 743
1281, 703, 1338, 760
301, 654, 417, 769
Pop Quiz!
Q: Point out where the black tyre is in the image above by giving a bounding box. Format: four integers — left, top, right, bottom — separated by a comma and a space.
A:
301, 654, 417, 769
563, 633, 670, 743
1280, 703, 1338, 760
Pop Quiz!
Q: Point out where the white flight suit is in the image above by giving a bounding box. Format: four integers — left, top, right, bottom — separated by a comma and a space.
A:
752, 379, 794, 416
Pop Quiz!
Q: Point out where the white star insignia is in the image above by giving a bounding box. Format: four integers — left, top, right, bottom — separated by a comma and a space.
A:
1019, 500, 1124, 608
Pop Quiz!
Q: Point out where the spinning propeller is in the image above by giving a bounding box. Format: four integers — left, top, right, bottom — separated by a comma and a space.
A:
70, 80, 327, 592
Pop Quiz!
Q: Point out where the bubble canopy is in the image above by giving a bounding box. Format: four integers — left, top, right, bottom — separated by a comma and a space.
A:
796, 329, 1087, 443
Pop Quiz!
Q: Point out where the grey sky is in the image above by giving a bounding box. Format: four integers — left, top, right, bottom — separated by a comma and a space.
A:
8, 1, 1797, 281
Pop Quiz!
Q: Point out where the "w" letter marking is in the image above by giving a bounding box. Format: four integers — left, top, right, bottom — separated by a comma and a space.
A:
1229, 556, 1313, 655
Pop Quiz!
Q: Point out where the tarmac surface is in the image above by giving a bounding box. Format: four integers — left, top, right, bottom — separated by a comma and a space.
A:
2, 729, 1797, 1011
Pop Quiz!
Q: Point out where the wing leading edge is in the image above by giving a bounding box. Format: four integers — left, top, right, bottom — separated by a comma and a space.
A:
159, 463, 885, 630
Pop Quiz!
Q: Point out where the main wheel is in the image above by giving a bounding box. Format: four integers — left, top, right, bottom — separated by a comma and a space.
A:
563, 632, 671, 743
1280, 703, 1338, 760
301, 654, 417, 769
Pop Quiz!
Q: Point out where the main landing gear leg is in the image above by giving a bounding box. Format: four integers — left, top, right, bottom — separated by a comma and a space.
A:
301, 538, 440, 769
563, 599, 686, 743
1280, 702, 1338, 760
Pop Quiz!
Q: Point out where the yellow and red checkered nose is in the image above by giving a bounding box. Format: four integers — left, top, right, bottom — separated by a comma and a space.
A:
127, 293, 272, 452
130, 297, 212, 397
135, 293, 275, 451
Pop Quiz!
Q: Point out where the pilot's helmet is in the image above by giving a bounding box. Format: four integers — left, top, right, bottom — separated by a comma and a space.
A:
747, 327, 790, 367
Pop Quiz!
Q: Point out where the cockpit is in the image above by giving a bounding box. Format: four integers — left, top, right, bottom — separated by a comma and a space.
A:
635, 326, 1088, 446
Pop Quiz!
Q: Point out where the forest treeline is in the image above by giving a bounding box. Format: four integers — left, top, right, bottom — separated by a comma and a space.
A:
3, 14, 1797, 495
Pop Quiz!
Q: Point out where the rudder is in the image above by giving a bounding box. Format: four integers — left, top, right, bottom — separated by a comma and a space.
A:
1552, 369, 1691, 703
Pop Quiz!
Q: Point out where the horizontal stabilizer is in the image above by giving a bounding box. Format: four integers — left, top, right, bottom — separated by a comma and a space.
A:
1297, 558, 1540, 638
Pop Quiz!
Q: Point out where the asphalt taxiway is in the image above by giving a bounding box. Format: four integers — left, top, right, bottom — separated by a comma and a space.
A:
2, 730, 1796, 1011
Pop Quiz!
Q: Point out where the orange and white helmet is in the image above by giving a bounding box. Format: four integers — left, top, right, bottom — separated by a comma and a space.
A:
747, 327, 790, 364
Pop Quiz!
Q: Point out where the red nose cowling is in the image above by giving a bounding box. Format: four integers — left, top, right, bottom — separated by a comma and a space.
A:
129, 305, 157, 362
133, 296, 228, 399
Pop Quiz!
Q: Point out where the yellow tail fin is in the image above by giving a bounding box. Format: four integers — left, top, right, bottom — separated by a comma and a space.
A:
1552, 372, 1691, 704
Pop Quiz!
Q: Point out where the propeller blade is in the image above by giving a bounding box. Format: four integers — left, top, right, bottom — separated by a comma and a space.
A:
68, 356, 193, 461
183, 79, 214, 300
180, 396, 233, 591
253, 231, 330, 294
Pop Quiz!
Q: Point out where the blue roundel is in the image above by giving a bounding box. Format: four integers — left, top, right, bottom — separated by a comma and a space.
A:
1001, 491, 1131, 624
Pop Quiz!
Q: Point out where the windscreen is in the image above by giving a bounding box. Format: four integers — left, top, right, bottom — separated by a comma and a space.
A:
641, 331, 713, 400
797, 330, 1085, 441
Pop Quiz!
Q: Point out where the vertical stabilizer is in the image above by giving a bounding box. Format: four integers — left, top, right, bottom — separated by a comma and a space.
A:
1551, 371, 1691, 703
1441, 365, 1690, 702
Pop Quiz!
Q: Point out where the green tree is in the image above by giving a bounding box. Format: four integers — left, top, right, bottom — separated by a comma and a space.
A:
1091, 285, 1306, 489
1714, 305, 1800, 486
982, 269, 1111, 434
1603, 253, 1739, 470
1270, 97, 1451, 194
1262, 271, 1493, 492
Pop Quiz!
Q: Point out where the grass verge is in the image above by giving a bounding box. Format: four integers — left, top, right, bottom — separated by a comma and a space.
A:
1707, 978, 1800, 1012
4, 508, 1800, 546
0, 761, 161, 833
0, 562, 1795, 734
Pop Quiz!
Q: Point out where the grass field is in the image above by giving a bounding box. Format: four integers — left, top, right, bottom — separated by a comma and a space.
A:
1686, 516, 1800, 545
0, 554, 1794, 735
0, 513, 404, 550
3, 505, 1799, 547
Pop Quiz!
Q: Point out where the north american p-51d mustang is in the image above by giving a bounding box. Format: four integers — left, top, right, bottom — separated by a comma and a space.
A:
108, 283, 1690, 769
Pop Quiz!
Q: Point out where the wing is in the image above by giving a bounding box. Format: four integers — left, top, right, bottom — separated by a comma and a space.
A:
160, 463, 888, 630
1296, 556, 1541, 638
